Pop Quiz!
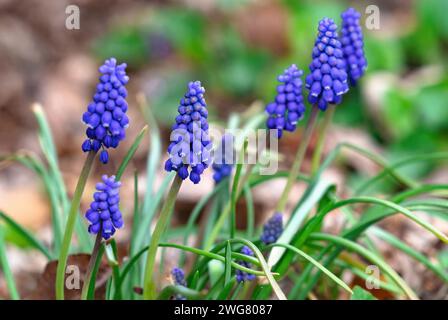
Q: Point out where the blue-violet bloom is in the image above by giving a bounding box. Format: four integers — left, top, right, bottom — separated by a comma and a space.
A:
85, 175, 123, 240
306, 18, 349, 111
171, 267, 187, 300
235, 246, 256, 283
165, 81, 212, 184
341, 8, 367, 85
81, 58, 130, 164
266, 64, 306, 138
260, 212, 283, 245
212, 133, 235, 183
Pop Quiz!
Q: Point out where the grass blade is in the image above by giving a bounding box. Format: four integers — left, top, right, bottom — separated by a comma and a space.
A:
0, 225, 20, 300
308, 232, 418, 300
115, 125, 148, 181
243, 183, 255, 238
86, 244, 105, 300
224, 241, 232, 285
268, 179, 334, 267
269, 243, 353, 295
339, 197, 448, 244
159, 242, 267, 276
0, 211, 52, 260
230, 139, 248, 239
369, 227, 448, 282
229, 239, 287, 300
157, 285, 204, 300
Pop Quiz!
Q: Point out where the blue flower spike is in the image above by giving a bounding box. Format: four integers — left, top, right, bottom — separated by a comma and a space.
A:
341, 8, 367, 85
266, 64, 306, 138
165, 81, 212, 184
235, 246, 257, 283
171, 267, 187, 300
306, 18, 349, 111
212, 133, 235, 183
85, 175, 123, 240
81, 58, 130, 164
260, 212, 283, 245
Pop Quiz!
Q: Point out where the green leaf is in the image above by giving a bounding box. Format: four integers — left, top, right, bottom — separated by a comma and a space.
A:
32, 104, 91, 252
106, 240, 122, 300
268, 178, 334, 267
0, 225, 19, 299
269, 243, 353, 295
157, 285, 204, 300
356, 152, 448, 196
190, 270, 200, 290
346, 197, 448, 244
0, 211, 52, 260
217, 279, 237, 300
309, 233, 418, 300
139, 94, 162, 220
351, 286, 377, 300
230, 139, 248, 238
229, 238, 287, 300
369, 227, 448, 282
224, 241, 232, 285
180, 180, 226, 265
2, 153, 62, 253
243, 184, 255, 238
159, 242, 265, 276
86, 244, 105, 300
115, 125, 148, 181
132, 171, 175, 252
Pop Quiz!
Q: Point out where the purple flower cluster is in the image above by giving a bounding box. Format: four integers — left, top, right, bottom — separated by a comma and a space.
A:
85, 175, 123, 240
341, 8, 367, 85
260, 212, 283, 245
306, 18, 349, 111
212, 133, 235, 183
171, 267, 187, 286
171, 267, 187, 300
165, 81, 212, 184
81, 58, 130, 164
235, 246, 256, 283
266, 64, 306, 138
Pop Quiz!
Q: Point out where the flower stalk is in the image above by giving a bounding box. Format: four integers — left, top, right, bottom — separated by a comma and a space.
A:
275, 106, 319, 213
55, 150, 96, 300
143, 175, 183, 300
310, 104, 335, 174
81, 230, 102, 300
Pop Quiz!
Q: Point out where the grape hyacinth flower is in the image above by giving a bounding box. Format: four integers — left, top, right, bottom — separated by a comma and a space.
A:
341, 8, 367, 85
81, 58, 130, 164
235, 246, 256, 283
171, 267, 187, 300
165, 81, 212, 184
212, 133, 235, 183
260, 212, 283, 245
306, 18, 349, 111
85, 175, 123, 240
266, 64, 306, 138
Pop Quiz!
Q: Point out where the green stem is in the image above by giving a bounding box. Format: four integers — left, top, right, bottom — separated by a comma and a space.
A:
55, 151, 96, 300
276, 106, 319, 213
230, 139, 248, 239
204, 163, 254, 251
311, 104, 335, 175
143, 175, 182, 300
81, 231, 102, 300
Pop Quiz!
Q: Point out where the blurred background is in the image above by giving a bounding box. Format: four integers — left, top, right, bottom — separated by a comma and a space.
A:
0, 0, 447, 299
